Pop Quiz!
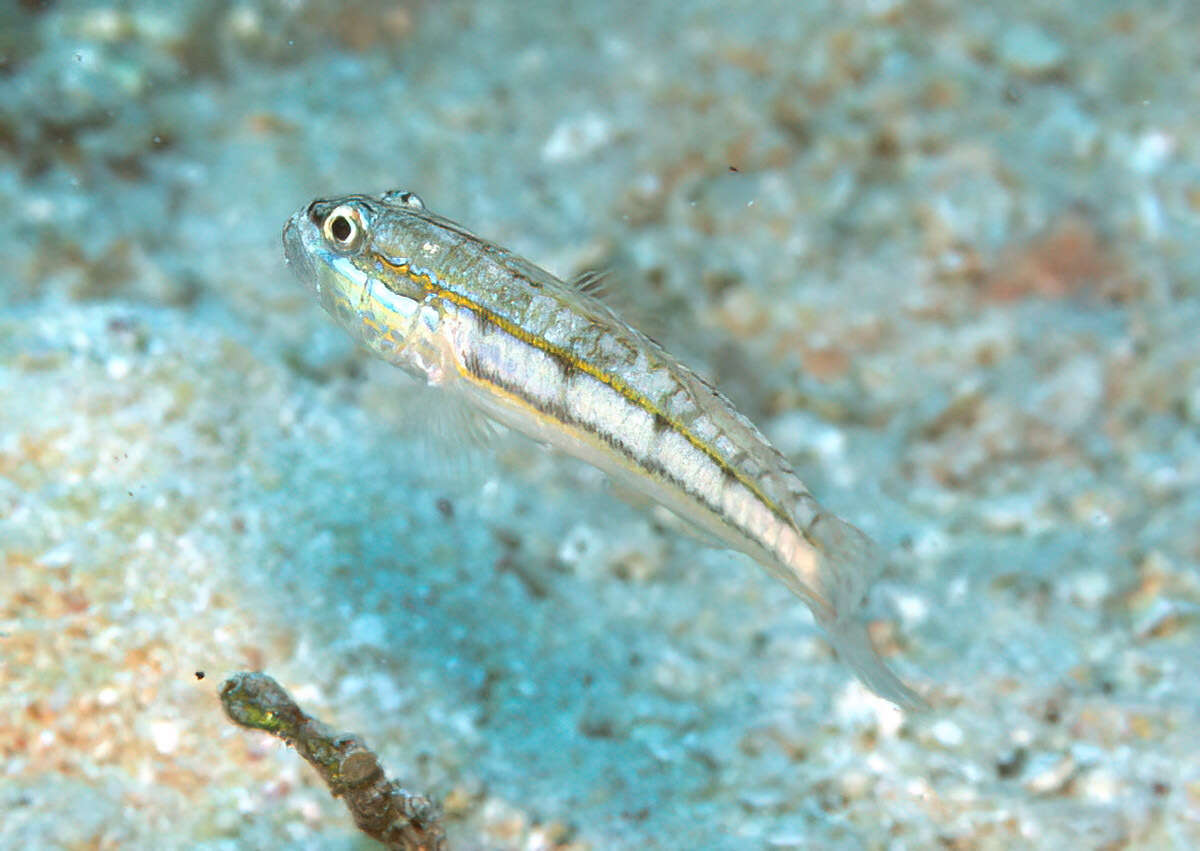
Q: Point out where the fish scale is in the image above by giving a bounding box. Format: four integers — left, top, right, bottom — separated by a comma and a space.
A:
283, 189, 924, 709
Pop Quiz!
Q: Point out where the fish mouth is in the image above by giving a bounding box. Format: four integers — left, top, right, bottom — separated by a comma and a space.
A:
281, 212, 318, 293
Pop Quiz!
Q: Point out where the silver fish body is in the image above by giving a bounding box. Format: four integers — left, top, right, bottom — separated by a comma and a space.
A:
283, 190, 923, 709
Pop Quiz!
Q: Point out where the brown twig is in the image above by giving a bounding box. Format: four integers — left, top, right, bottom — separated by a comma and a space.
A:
220, 671, 448, 851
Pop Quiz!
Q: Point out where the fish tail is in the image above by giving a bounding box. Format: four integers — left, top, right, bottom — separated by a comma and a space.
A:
807, 511, 928, 711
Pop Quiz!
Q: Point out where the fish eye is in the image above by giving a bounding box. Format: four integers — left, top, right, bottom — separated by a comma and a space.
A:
383, 189, 424, 210
322, 205, 366, 252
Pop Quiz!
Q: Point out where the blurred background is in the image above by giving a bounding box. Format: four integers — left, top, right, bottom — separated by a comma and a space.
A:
1, 1, 1197, 848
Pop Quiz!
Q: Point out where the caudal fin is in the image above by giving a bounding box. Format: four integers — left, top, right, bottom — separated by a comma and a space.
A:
822, 611, 928, 711
807, 511, 928, 711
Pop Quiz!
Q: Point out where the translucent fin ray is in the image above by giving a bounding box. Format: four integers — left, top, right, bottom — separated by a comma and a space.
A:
820, 612, 928, 711
807, 510, 927, 710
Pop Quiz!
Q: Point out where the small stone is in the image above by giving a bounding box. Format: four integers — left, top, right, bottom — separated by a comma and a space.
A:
1067, 571, 1112, 609
1037, 355, 1103, 431
441, 784, 475, 818
979, 494, 1043, 534
911, 527, 950, 561
891, 591, 930, 628
346, 613, 387, 648
999, 24, 1066, 79
1023, 752, 1076, 794
557, 524, 602, 568
526, 821, 570, 850
996, 746, 1027, 779
738, 787, 786, 811
149, 719, 180, 755
105, 356, 130, 380
1129, 131, 1175, 176
930, 719, 965, 748
1133, 598, 1188, 640
840, 770, 873, 799
1077, 766, 1120, 803
541, 113, 611, 163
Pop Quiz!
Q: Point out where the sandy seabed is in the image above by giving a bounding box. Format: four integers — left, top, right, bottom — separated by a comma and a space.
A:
2, 1, 1198, 848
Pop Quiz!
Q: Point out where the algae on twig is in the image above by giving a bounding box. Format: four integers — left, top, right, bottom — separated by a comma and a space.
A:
220, 671, 448, 851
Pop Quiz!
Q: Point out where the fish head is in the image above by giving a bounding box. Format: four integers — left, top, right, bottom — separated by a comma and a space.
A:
283, 192, 438, 367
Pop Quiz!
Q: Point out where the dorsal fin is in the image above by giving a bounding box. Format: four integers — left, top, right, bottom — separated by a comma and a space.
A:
569, 269, 612, 300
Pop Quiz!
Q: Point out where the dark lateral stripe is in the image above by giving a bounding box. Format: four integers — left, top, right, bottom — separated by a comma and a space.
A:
461, 336, 762, 540
371, 252, 793, 531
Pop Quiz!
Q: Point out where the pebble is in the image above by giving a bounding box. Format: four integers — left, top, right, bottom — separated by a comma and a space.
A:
979, 494, 1049, 535
891, 590, 930, 628
346, 612, 388, 648
149, 719, 180, 755
1074, 767, 1123, 806
105, 356, 131, 380
999, 24, 1067, 78
1066, 570, 1112, 609
766, 832, 809, 848
1036, 355, 1103, 432
1129, 131, 1174, 176
910, 526, 951, 561
1024, 752, 1076, 795
738, 787, 786, 811
541, 113, 612, 163
931, 718, 965, 748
